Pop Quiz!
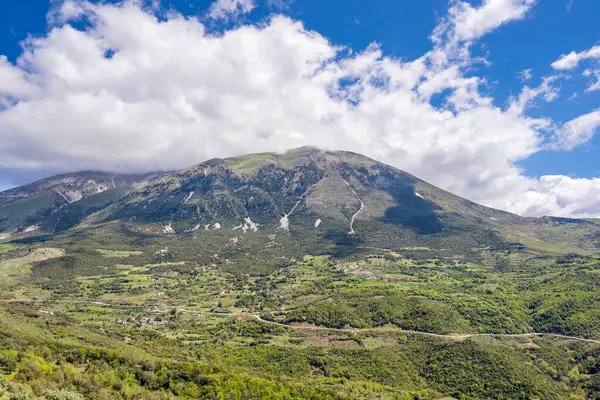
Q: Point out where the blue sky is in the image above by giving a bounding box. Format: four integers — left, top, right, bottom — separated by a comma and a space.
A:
0, 0, 599, 217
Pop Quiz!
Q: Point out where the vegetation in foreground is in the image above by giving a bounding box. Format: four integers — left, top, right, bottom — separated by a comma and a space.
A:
0, 225, 598, 399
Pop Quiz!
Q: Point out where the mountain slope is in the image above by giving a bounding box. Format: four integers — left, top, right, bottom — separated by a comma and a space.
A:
85, 148, 508, 251
0, 171, 161, 233
1, 147, 599, 256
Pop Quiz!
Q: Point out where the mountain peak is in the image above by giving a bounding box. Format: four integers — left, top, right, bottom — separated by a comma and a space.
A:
220, 147, 379, 176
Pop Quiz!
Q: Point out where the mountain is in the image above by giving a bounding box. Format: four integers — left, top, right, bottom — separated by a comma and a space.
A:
1, 147, 599, 255
0, 171, 161, 233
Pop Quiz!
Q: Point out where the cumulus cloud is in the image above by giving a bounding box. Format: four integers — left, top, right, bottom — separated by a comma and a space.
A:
0, 0, 599, 217
208, 0, 255, 20
0, 56, 40, 105
518, 176, 600, 218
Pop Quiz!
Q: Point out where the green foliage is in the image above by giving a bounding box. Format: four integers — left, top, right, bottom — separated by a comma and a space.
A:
4, 312, 594, 400
42, 390, 84, 400
282, 289, 471, 332
423, 341, 562, 399
0, 193, 57, 232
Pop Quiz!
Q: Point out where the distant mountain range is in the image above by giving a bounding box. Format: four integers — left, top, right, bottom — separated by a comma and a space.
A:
1, 147, 598, 254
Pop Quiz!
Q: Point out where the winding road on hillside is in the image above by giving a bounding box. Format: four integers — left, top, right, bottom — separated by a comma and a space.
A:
4, 298, 598, 344
186, 310, 600, 344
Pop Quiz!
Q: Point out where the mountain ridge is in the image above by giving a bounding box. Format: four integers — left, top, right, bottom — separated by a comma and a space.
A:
0, 171, 164, 233
1, 147, 598, 256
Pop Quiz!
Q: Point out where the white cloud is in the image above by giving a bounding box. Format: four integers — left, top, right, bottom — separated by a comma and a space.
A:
46, 0, 86, 24
518, 68, 533, 82
515, 176, 600, 218
0, 0, 599, 217
508, 75, 560, 114
428, 0, 538, 99
0, 56, 40, 105
433, 0, 536, 47
208, 0, 255, 20
551, 45, 600, 93
551, 45, 600, 70
555, 108, 600, 150
267, 0, 293, 10
583, 69, 600, 92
